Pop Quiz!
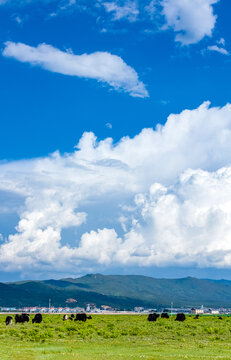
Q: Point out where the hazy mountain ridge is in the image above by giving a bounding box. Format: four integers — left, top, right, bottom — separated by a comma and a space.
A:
1, 274, 231, 309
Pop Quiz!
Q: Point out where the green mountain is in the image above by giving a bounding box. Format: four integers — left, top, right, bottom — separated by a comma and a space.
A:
1, 274, 231, 309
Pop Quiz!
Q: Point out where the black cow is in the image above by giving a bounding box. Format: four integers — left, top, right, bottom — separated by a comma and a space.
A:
70, 314, 75, 319
74, 313, 87, 322
87, 315, 92, 320
148, 313, 159, 322
161, 312, 169, 319
15, 313, 30, 324
32, 314, 42, 324
22, 313, 30, 322
194, 315, 200, 319
15, 314, 20, 324
175, 313, 186, 322
218, 316, 223, 320
5, 316, 13, 326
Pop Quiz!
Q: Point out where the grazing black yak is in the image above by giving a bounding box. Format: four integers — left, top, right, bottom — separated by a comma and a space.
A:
175, 313, 186, 322
15, 313, 30, 324
148, 313, 159, 322
161, 312, 169, 319
32, 314, 42, 324
5, 316, 13, 325
74, 313, 88, 322
194, 315, 200, 319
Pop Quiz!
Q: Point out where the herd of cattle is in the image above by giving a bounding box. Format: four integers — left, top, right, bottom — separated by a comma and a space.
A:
148, 313, 223, 322
4, 312, 223, 325
5, 313, 92, 325
6, 313, 42, 325
148, 313, 185, 321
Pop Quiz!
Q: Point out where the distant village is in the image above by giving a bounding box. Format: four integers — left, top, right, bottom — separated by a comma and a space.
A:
0, 302, 230, 315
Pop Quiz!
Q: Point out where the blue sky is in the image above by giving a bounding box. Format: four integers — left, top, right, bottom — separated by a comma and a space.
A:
1, 0, 231, 281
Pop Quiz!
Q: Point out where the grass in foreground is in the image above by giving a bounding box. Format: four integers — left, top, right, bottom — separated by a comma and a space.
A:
0, 314, 231, 359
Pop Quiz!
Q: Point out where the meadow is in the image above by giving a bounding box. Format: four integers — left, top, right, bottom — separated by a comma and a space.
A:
0, 314, 231, 359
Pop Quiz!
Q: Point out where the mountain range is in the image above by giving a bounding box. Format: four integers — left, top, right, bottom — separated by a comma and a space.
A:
1, 274, 231, 309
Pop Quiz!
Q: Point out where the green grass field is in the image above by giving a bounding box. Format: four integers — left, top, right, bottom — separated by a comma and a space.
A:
0, 314, 231, 359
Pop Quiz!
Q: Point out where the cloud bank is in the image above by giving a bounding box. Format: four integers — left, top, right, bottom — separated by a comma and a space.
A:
1, 1, 220, 45
1, 102, 231, 276
101, 0, 220, 44
3, 42, 148, 98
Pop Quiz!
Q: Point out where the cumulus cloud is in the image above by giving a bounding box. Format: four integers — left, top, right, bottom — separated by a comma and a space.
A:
3, 41, 148, 98
117, 167, 231, 267
161, 0, 219, 44
77, 229, 122, 264
2, 102, 231, 275
102, 0, 139, 22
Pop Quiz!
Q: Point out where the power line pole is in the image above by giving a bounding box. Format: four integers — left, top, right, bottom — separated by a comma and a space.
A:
171, 302, 173, 317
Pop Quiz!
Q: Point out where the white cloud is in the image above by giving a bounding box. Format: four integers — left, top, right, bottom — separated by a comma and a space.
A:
115, 167, 231, 267
102, 0, 139, 22
3, 41, 148, 98
144, 0, 156, 18
207, 45, 229, 56
14, 15, 23, 24
161, 0, 219, 44
105, 122, 113, 129
2, 102, 231, 274
77, 228, 122, 264
217, 37, 225, 46
0, 0, 221, 46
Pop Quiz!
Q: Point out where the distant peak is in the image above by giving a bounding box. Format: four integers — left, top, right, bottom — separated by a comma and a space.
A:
85, 273, 103, 278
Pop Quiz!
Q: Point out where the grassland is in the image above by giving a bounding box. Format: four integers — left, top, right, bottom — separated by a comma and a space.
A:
0, 314, 231, 359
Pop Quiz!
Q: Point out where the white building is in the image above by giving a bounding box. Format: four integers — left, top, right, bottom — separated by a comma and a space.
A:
191, 307, 204, 315
209, 309, 219, 314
